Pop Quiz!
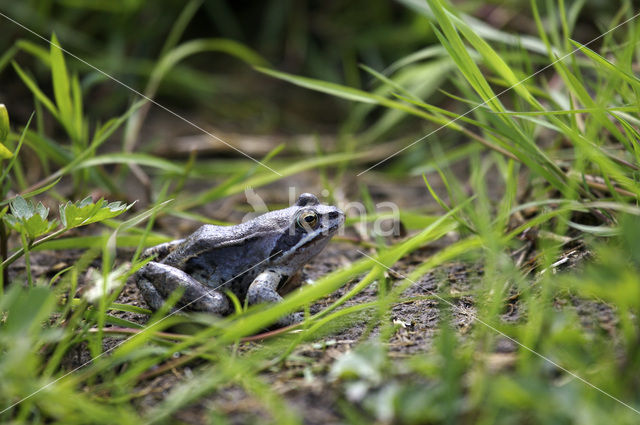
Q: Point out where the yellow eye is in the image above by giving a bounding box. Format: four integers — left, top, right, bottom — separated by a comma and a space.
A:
296, 210, 318, 229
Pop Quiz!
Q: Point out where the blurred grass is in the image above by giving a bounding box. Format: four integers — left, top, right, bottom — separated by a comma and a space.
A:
1, 0, 640, 424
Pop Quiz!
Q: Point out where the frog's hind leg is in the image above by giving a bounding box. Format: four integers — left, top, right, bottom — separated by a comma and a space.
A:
140, 239, 185, 262
136, 262, 230, 314
136, 275, 167, 311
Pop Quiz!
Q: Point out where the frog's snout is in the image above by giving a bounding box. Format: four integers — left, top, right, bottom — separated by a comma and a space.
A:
326, 208, 345, 231
328, 210, 343, 221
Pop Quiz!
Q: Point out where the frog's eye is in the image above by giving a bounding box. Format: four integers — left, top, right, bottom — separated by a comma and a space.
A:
296, 210, 318, 230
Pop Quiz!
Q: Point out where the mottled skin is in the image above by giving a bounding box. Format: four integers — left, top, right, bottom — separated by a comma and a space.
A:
135, 193, 344, 326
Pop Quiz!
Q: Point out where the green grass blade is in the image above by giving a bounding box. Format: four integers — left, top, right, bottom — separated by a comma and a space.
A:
426, 0, 504, 112
12, 61, 59, 120
256, 66, 460, 127
14, 39, 50, 66
159, 0, 203, 57
73, 153, 184, 174
257, 66, 379, 104
453, 14, 536, 106
50, 33, 75, 140
570, 39, 640, 91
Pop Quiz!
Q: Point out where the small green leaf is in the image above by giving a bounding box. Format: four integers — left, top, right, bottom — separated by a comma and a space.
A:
5, 196, 57, 239
0, 142, 11, 159
23, 214, 58, 239
0, 104, 9, 143
35, 202, 49, 219
0, 104, 11, 159
0, 113, 33, 183
60, 198, 134, 229
79, 196, 93, 207
10, 195, 33, 219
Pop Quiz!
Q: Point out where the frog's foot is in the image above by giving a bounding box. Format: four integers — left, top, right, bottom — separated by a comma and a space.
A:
247, 270, 304, 327
136, 261, 229, 314
140, 239, 185, 261
275, 312, 304, 328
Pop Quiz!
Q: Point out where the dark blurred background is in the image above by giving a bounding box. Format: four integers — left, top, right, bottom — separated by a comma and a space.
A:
0, 0, 628, 161
2, 1, 430, 132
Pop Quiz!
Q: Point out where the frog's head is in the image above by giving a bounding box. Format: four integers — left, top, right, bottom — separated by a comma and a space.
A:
268, 193, 344, 268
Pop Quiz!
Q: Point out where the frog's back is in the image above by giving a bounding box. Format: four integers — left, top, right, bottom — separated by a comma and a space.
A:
162, 224, 275, 291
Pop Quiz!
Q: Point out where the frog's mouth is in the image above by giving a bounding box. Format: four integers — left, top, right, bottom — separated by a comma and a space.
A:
322, 215, 344, 238
277, 219, 342, 262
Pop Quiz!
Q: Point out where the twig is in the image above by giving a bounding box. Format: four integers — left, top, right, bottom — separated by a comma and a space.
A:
87, 326, 188, 340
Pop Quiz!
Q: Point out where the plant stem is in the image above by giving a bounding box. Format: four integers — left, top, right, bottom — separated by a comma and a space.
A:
1, 227, 67, 269
20, 231, 32, 288
0, 219, 7, 291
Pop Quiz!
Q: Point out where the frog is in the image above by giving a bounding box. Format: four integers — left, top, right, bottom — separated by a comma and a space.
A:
135, 193, 344, 327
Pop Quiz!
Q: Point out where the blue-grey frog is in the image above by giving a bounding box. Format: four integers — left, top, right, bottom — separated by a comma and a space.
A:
135, 193, 344, 327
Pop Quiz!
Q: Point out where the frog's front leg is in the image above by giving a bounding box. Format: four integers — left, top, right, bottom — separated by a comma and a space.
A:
247, 270, 303, 327
136, 262, 229, 314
